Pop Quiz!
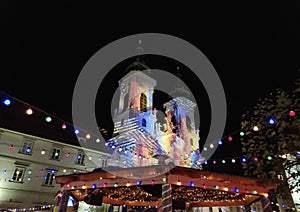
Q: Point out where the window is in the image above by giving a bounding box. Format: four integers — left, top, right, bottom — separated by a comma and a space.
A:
75, 153, 85, 165
101, 159, 107, 168
43, 169, 56, 186
140, 93, 147, 112
142, 119, 147, 127
51, 148, 61, 160
10, 167, 25, 183
19, 141, 34, 155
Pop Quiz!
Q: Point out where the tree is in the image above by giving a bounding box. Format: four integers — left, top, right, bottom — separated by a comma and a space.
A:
240, 79, 300, 196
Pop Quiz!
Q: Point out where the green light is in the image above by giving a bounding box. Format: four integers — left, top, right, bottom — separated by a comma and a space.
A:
55, 152, 59, 157
203, 147, 207, 151
27, 177, 31, 181
45, 116, 52, 122
72, 186, 76, 189
28, 170, 32, 174
162, 177, 167, 183
222, 160, 225, 164
267, 156, 272, 160
114, 183, 118, 188
215, 185, 219, 189
73, 169, 77, 173
240, 131, 245, 136
252, 190, 258, 194
96, 138, 100, 143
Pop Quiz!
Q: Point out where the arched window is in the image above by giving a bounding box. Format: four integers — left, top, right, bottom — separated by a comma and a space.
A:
140, 93, 147, 112
142, 118, 147, 127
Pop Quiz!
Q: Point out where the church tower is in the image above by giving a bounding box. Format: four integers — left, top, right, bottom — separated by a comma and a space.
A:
113, 61, 157, 135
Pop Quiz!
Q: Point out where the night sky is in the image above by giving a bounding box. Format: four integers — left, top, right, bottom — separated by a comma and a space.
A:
1, 2, 300, 175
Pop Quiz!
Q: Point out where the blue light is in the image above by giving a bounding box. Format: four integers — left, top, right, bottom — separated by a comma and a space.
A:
242, 157, 247, 163
234, 187, 240, 192
50, 169, 55, 174
268, 118, 275, 125
204, 161, 208, 165
218, 140, 223, 145
74, 129, 79, 134
111, 145, 116, 149
189, 182, 195, 187
26, 147, 31, 153
92, 184, 97, 189
44, 176, 47, 180
77, 155, 81, 159
136, 180, 142, 186
3, 98, 11, 106
281, 204, 285, 208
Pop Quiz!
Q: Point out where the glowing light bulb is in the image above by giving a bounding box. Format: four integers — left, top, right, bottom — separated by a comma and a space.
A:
151, 180, 155, 185
61, 123, 67, 129
228, 136, 233, 141
92, 184, 97, 189
45, 116, 52, 122
268, 118, 275, 125
176, 180, 182, 186
137, 180, 142, 186
86, 134, 91, 139
3, 98, 11, 106
41, 149, 46, 155
189, 181, 194, 187
234, 187, 240, 192
224, 187, 228, 191
126, 182, 130, 187
222, 160, 226, 164
289, 110, 295, 116
74, 129, 79, 134
253, 126, 259, 131
63, 169, 67, 173
202, 184, 207, 189
218, 140, 223, 145
242, 157, 247, 163
9, 145, 13, 151
26, 108, 33, 115
82, 185, 86, 189
215, 185, 219, 189
210, 144, 214, 149
213, 160, 216, 164
66, 153, 70, 158
240, 131, 245, 136
114, 183, 118, 187
203, 147, 207, 151
232, 159, 236, 163
267, 156, 272, 160
254, 157, 258, 161
96, 138, 100, 143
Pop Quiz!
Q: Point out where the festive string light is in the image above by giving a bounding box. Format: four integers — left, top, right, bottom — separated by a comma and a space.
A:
189, 181, 194, 187
96, 138, 100, 143
268, 118, 275, 125
214, 185, 219, 189
267, 156, 272, 160
210, 144, 214, 149
9, 145, 13, 151
242, 157, 247, 163
3, 98, 11, 106
151, 180, 155, 185
228, 136, 233, 141
66, 152, 70, 158
82, 184, 87, 189
202, 184, 207, 189
222, 160, 225, 164
234, 187, 240, 192
28, 170, 32, 174
213, 160, 216, 164
126, 182, 130, 187
26, 108, 33, 115
252, 190, 258, 194
41, 149, 46, 155
176, 180, 182, 186
162, 177, 167, 183
239, 131, 245, 136
203, 147, 207, 151
137, 180, 142, 186
218, 140, 223, 145
45, 116, 52, 122
223, 186, 228, 191
232, 159, 236, 163
254, 157, 258, 161
289, 110, 295, 117
74, 129, 80, 134
253, 126, 259, 131
61, 123, 67, 129
114, 183, 118, 187
86, 134, 91, 139
63, 169, 67, 173
92, 184, 97, 189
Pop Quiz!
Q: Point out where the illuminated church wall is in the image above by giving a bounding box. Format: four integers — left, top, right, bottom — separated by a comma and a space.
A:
109, 69, 202, 169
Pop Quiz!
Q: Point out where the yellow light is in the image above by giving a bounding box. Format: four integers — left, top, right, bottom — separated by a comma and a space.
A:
210, 144, 214, 149
26, 108, 33, 115
264, 193, 268, 198
126, 182, 130, 187
63, 169, 67, 173
224, 187, 228, 191
82, 185, 86, 189
177, 180, 182, 186
253, 126, 259, 131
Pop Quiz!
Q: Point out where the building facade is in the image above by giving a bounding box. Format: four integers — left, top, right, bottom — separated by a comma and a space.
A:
0, 127, 110, 210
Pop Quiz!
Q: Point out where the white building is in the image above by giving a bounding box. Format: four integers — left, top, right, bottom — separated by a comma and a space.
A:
0, 127, 110, 210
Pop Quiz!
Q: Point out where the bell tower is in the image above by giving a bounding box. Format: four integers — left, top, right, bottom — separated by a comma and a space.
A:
113, 61, 157, 134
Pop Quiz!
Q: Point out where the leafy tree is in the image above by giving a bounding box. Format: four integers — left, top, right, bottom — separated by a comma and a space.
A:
240, 79, 300, 195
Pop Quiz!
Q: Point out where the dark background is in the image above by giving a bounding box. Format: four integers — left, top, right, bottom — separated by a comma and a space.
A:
1, 1, 300, 175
